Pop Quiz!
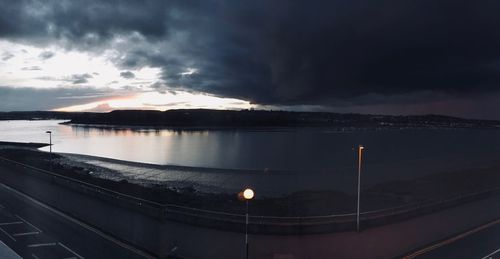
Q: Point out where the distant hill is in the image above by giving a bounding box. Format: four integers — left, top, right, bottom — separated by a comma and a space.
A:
2, 109, 499, 129
0, 111, 83, 120
61, 109, 500, 129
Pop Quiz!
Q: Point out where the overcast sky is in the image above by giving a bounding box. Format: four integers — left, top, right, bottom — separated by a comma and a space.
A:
1, 1, 500, 119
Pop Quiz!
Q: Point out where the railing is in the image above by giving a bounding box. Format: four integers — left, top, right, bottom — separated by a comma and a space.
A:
0, 155, 497, 234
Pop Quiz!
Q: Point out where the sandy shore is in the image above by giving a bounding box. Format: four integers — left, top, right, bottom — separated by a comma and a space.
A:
2, 143, 500, 217
0, 141, 48, 149
57, 152, 353, 197
0, 146, 408, 216
56, 150, 500, 214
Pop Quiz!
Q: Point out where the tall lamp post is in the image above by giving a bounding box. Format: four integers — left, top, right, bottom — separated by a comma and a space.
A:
45, 131, 52, 154
241, 188, 254, 259
356, 145, 364, 232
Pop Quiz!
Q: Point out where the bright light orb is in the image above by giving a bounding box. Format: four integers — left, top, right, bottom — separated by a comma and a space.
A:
243, 188, 255, 200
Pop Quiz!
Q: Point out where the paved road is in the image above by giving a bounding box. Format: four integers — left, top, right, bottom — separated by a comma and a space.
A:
0, 181, 152, 258
405, 217, 500, 259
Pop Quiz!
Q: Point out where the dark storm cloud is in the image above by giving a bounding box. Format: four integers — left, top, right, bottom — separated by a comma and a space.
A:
120, 71, 135, 79
2, 0, 500, 108
154, 0, 500, 106
1, 51, 14, 61
69, 73, 93, 84
38, 50, 55, 60
0, 0, 171, 46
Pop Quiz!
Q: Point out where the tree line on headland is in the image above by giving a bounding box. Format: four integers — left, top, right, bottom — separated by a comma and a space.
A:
1, 109, 499, 129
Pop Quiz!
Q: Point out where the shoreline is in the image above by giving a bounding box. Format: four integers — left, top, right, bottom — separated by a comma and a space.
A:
59, 152, 296, 175
0, 141, 49, 148
2, 146, 500, 237
1, 142, 500, 237
0, 146, 407, 216
63, 121, 499, 132
2, 142, 500, 218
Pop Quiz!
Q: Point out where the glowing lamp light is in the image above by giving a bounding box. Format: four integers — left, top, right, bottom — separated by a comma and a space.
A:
242, 188, 255, 200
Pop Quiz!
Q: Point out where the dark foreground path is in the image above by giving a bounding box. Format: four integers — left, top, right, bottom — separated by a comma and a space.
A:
0, 181, 152, 258
406, 217, 500, 259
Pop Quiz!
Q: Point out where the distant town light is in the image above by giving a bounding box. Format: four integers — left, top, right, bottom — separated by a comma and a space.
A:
243, 188, 254, 200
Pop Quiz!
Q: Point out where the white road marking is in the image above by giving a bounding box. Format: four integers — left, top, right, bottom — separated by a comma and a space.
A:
27, 242, 57, 248
16, 215, 42, 233
0, 163, 156, 258
482, 248, 500, 259
31, 253, 40, 259
13, 231, 40, 236
0, 227, 16, 241
58, 242, 84, 259
0, 221, 23, 226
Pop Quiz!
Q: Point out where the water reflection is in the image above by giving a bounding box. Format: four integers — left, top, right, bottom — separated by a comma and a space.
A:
1, 120, 500, 189
69, 125, 214, 138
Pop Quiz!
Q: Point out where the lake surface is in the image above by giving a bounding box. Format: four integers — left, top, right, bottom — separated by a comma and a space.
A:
1, 120, 500, 193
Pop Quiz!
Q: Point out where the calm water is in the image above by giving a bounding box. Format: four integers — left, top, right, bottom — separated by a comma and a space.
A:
1, 120, 500, 190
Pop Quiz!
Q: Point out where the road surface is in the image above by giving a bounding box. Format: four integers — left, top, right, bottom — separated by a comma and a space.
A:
405, 217, 500, 259
0, 181, 153, 258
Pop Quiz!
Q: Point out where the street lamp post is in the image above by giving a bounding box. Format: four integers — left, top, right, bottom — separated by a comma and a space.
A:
242, 188, 254, 259
357, 145, 364, 232
45, 131, 52, 154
